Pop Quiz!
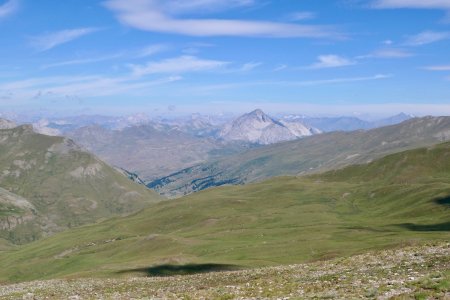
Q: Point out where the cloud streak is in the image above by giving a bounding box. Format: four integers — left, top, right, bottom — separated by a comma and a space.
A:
162, 0, 256, 14
130, 55, 229, 76
42, 53, 123, 69
137, 44, 170, 57
288, 11, 317, 21
357, 48, 414, 59
372, 0, 450, 9
0, 74, 182, 101
274, 64, 287, 71
30, 28, 101, 51
307, 55, 355, 69
103, 0, 340, 38
423, 65, 450, 71
404, 31, 450, 46
193, 74, 392, 92
240, 62, 262, 72
0, 0, 19, 19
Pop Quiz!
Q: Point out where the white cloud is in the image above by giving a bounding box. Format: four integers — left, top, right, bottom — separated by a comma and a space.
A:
288, 11, 317, 21
423, 65, 450, 71
274, 64, 287, 71
282, 74, 391, 86
0, 74, 182, 100
42, 53, 123, 69
182, 42, 215, 55
162, 0, 256, 14
357, 48, 414, 59
404, 31, 450, 46
308, 55, 355, 69
103, 0, 340, 38
193, 74, 392, 92
137, 44, 169, 57
372, 0, 450, 9
30, 28, 101, 51
130, 55, 229, 76
0, 0, 18, 19
240, 62, 262, 72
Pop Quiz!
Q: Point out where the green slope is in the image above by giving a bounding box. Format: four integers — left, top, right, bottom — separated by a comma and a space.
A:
1, 141, 450, 282
0, 125, 161, 244
150, 116, 450, 197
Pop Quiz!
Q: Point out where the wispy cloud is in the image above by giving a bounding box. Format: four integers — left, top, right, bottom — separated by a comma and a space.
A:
284, 74, 391, 86
162, 0, 256, 14
42, 53, 123, 69
129, 55, 229, 76
103, 0, 341, 38
0, 74, 182, 100
288, 11, 317, 21
240, 62, 262, 72
372, 0, 450, 9
404, 31, 450, 46
274, 64, 287, 71
423, 65, 450, 71
30, 27, 101, 51
182, 42, 215, 55
0, 0, 19, 19
357, 48, 414, 59
137, 44, 170, 57
307, 55, 355, 69
194, 74, 392, 92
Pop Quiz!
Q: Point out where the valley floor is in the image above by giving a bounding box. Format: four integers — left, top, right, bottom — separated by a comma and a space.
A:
0, 242, 449, 299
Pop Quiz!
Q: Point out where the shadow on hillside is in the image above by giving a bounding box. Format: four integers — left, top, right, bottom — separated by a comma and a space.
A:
434, 196, 450, 208
398, 222, 450, 232
117, 263, 240, 277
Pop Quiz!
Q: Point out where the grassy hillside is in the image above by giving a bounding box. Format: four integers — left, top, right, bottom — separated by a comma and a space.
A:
0, 125, 161, 244
0, 141, 449, 282
150, 116, 450, 197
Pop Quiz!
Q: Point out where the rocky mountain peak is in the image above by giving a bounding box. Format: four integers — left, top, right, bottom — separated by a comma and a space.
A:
247, 109, 271, 123
220, 109, 318, 145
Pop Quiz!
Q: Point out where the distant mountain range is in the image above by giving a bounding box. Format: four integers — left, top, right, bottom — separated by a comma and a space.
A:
2, 110, 417, 188
29, 110, 410, 182
13, 110, 413, 139
285, 112, 414, 132
149, 116, 450, 197
0, 123, 160, 244
67, 123, 252, 182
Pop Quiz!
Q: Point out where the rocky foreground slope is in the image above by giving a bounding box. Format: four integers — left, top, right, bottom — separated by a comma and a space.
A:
0, 242, 448, 299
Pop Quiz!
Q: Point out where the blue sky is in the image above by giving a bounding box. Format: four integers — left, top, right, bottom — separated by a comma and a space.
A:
1, 0, 450, 117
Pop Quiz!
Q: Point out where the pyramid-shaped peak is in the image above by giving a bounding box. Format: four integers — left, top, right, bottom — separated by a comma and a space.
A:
250, 109, 265, 116
247, 109, 271, 122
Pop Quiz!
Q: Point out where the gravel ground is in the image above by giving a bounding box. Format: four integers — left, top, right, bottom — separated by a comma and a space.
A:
1, 242, 449, 299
